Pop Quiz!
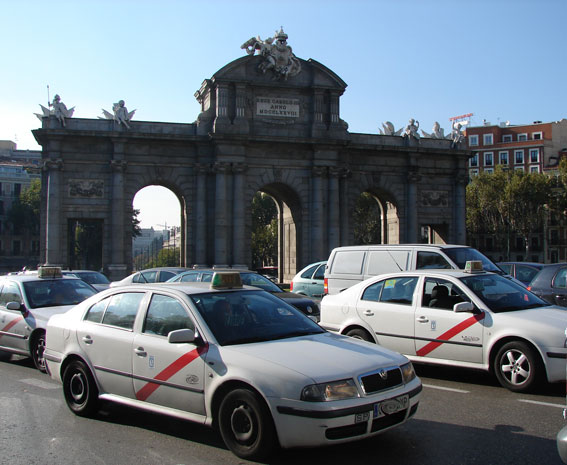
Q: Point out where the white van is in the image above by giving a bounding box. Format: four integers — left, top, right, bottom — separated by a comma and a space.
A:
324, 244, 503, 295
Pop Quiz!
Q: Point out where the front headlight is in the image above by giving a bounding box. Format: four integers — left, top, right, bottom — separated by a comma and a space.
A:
401, 362, 416, 384
301, 379, 360, 402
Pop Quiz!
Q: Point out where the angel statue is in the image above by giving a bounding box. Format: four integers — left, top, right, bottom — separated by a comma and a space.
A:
378, 121, 403, 136
101, 100, 136, 129
421, 121, 446, 139
450, 122, 465, 148
403, 119, 420, 140
34, 94, 75, 127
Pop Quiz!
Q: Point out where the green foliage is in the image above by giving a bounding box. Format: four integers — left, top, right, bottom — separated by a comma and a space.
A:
132, 208, 142, 238
7, 178, 41, 235
354, 192, 381, 244
466, 168, 560, 259
251, 192, 278, 269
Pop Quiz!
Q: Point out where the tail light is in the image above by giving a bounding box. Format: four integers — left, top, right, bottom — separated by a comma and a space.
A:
527, 286, 532, 291
324, 277, 328, 294
290, 281, 294, 291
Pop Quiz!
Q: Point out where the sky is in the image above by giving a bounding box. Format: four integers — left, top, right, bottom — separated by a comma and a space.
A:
2, 0, 566, 228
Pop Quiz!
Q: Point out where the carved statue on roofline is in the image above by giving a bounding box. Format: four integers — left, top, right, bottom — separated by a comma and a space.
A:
35, 94, 75, 127
100, 100, 136, 129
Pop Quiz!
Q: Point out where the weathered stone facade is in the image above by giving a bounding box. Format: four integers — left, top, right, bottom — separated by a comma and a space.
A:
33, 54, 469, 281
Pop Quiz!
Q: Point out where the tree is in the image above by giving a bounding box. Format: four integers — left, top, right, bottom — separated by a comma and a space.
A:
132, 208, 142, 238
251, 192, 278, 269
353, 192, 381, 244
7, 178, 41, 235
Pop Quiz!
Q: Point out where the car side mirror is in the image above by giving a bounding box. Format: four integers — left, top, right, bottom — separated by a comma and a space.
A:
453, 301, 475, 313
6, 301, 23, 312
168, 328, 196, 344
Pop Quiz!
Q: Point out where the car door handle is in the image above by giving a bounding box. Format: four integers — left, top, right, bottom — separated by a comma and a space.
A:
82, 335, 93, 344
363, 310, 374, 316
134, 347, 147, 357
416, 316, 429, 323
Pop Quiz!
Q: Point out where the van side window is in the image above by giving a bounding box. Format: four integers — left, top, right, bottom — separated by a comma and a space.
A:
331, 251, 366, 274
416, 252, 452, 270
367, 251, 410, 275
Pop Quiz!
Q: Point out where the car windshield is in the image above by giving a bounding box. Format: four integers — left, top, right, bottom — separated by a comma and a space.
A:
239, 273, 282, 293
23, 279, 98, 308
189, 290, 324, 345
459, 273, 549, 313
444, 247, 502, 273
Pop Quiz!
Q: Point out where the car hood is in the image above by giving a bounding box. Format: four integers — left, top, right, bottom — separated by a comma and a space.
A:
496, 305, 567, 324
221, 332, 407, 383
26, 305, 75, 323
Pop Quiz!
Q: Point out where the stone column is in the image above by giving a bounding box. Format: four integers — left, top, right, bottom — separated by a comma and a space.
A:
328, 167, 341, 251
232, 163, 248, 267
214, 162, 230, 267
43, 158, 63, 266
194, 163, 209, 266
311, 167, 326, 260
454, 174, 468, 244
406, 171, 420, 243
108, 159, 128, 279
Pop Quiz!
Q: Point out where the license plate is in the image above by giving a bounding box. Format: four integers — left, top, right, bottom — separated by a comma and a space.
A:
373, 395, 409, 418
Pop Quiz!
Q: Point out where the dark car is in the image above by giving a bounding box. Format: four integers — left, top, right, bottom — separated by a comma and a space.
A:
497, 262, 547, 286
110, 267, 190, 287
167, 269, 320, 320
62, 270, 111, 291
527, 263, 567, 307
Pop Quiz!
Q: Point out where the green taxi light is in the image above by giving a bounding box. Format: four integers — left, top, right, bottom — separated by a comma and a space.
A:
38, 266, 63, 278
464, 261, 483, 273
211, 272, 243, 289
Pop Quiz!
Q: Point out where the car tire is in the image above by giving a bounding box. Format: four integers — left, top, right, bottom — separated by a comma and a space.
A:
494, 341, 541, 392
31, 331, 47, 372
218, 388, 277, 460
62, 360, 99, 417
345, 328, 373, 342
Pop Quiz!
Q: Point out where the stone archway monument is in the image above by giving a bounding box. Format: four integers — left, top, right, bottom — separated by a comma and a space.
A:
33, 28, 470, 282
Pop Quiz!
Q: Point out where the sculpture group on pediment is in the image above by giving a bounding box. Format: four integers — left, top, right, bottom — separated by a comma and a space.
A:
379, 118, 466, 148
378, 121, 403, 136
403, 119, 420, 140
241, 27, 301, 80
35, 94, 75, 127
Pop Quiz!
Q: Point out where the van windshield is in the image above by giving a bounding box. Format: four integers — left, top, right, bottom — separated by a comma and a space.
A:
444, 247, 503, 273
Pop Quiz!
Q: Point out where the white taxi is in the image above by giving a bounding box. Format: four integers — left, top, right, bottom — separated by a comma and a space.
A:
320, 262, 567, 393
0, 266, 98, 371
44, 272, 421, 460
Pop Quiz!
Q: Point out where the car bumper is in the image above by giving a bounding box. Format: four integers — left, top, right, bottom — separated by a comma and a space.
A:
268, 379, 422, 449
44, 349, 64, 382
544, 349, 567, 383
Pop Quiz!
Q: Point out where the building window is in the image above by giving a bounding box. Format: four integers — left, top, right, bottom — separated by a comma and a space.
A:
484, 152, 494, 166
469, 169, 479, 177
499, 151, 509, 165
518, 133, 528, 141
530, 165, 540, 173
532, 132, 542, 140
515, 166, 525, 172
529, 148, 540, 163
468, 135, 479, 146
483, 134, 493, 145
502, 134, 513, 142
484, 167, 494, 174
515, 150, 524, 164
14, 184, 21, 197
470, 153, 478, 167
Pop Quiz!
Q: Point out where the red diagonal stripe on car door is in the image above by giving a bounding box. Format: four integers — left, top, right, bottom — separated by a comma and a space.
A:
135, 344, 209, 401
0, 315, 24, 339
416, 313, 485, 357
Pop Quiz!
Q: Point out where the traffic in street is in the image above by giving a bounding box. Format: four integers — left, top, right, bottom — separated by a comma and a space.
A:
1, 352, 565, 465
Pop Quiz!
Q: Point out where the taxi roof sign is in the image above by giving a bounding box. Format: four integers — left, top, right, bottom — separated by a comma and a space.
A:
464, 260, 483, 273
211, 272, 243, 289
38, 266, 63, 279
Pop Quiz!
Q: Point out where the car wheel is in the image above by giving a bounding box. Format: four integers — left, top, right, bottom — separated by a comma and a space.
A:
218, 388, 277, 460
345, 328, 373, 342
494, 341, 541, 392
62, 360, 99, 416
31, 332, 47, 372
